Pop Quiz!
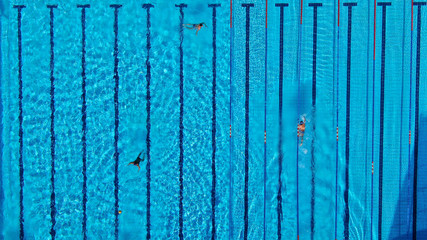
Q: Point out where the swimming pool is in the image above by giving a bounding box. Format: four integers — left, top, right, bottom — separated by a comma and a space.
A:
0, 0, 426, 239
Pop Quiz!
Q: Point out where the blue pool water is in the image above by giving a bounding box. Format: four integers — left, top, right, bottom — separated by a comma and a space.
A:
0, 0, 426, 239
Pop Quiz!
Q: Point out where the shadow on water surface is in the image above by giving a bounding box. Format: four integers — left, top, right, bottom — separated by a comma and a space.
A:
390, 230, 427, 240
390, 114, 427, 239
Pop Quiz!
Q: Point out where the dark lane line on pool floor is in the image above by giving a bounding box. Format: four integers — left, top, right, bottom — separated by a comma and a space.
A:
308, 3, 321, 240
343, 3, 356, 240
208, 4, 221, 240
275, 3, 288, 239
241, 3, 254, 240
77, 4, 90, 240
13, 4, 25, 240
376, 2, 391, 240
175, 4, 187, 240
109, 4, 122, 240
413, 2, 425, 239
142, 4, 154, 240
47, 4, 58, 239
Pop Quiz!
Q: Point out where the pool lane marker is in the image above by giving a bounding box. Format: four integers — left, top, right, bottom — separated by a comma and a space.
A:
142, 4, 154, 240
263, 1, 268, 239
0, 8, 4, 240
342, 3, 356, 240
374, 0, 377, 61
265, 0, 267, 28
175, 4, 187, 240
241, 4, 254, 240
308, 4, 322, 239
407, 0, 414, 236
364, 1, 372, 239
275, 4, 288, 239
398, 0, 407, 236
47, 5, 58, 239
230, 0, 232, 28
77, 4, 90, 240
208, 4, 220, 240
296, 1, 303, 238
333, 1, 338, 239
364, 1, 371, 237
300, 0, 303, 24
109, 4, 122, 240
13, 5, 25, 240
412, 0, 414, 31
370, 1, 377, 240
376, 3, 391, 240
228, 1, 234, 238
412, 2, 425, 239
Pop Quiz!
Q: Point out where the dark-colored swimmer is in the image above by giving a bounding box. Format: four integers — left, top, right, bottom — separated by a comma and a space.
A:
128, 151, 145, 171
183, 22, 207, 35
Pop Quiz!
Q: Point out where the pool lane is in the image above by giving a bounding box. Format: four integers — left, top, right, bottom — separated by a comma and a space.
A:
109, 5, 122, 240
208, 4, 221, 240
47, 5, 58, 239
342, 3, 356, 239
241, 4, 254, 239
3, 1, 426, 239
77, 5, 90, 239
174, 4, 186, 240
377, 3, 391, 239
12, 5, 25, 240
275, 3, 288, 239
412, 2, 426, 238
308, 4, 322, 240
142, 4, 154, 239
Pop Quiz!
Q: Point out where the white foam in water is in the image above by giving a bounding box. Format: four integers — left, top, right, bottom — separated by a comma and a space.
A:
301, 148, 308, 155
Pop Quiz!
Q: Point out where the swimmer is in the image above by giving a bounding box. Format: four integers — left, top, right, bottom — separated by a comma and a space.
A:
182, 22, 207, 35
128, 151, 145, 171
297, 117, 306, 146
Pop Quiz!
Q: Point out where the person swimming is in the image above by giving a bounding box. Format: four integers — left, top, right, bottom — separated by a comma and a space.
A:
297, 117, 306, 146
182, 22, 207, 35
128, 151, 145, 171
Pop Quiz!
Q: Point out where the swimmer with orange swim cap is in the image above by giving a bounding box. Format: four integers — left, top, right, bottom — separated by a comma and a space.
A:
297, 117, 306, 146
183, 22, 207, 35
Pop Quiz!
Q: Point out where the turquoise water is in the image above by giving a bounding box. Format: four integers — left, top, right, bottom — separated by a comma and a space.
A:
0, 0, 426, 239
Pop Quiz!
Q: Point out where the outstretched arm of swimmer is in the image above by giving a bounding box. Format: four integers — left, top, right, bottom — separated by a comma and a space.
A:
183, 24, 194, 29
